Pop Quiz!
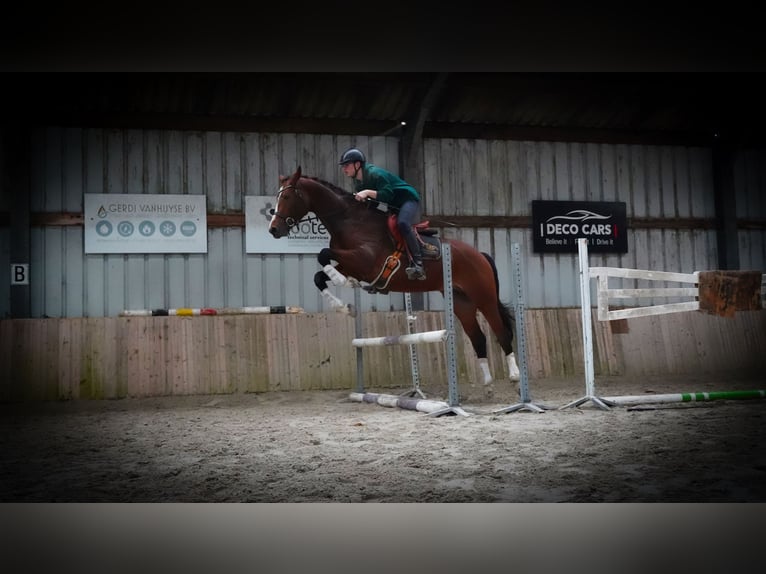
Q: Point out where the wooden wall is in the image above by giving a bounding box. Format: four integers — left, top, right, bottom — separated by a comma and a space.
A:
1, 309, 764, 401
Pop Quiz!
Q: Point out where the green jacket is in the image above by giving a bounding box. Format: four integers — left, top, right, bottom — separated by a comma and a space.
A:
354, 163, 420, 207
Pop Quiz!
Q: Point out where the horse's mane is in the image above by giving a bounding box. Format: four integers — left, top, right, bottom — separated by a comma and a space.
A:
303, 176, 353, 198
301, 175, 384, 225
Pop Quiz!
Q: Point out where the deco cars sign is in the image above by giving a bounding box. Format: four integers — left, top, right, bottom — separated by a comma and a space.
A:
532, 200, 628, 254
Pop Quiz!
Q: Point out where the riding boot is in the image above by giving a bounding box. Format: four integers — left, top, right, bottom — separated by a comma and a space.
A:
403, 231, 426, 280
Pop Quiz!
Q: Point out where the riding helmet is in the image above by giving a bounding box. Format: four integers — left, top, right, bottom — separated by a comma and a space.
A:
339, 148, 366, 165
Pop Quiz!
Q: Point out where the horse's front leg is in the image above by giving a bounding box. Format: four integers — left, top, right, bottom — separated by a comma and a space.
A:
314, 248, 355, 316
318, 247, 350, 287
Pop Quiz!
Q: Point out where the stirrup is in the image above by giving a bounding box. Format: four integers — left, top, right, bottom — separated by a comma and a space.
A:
405, 264, 426, 281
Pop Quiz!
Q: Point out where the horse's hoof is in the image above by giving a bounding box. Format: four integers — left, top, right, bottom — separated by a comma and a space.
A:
334, 303, 355, 317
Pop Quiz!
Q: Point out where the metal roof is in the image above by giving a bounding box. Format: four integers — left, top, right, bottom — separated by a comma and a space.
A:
6, 72, 766, 145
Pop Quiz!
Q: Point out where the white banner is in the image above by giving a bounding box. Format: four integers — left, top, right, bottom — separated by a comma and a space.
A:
245, 196, 329, 254
84, 194, 207, 254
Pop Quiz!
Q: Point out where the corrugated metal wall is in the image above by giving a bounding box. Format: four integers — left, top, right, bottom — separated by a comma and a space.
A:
0, 131, 10, 314
736, 149, 766, 272
423, 139, 735, 309
4, 127, 765, 318
24, 127, 404, 318
0, 228, 8, 315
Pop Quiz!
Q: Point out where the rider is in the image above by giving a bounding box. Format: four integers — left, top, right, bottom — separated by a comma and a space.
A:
339, 147, 426, 281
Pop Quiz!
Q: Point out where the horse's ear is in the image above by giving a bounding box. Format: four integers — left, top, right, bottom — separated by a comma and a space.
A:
294, 166, 302, 180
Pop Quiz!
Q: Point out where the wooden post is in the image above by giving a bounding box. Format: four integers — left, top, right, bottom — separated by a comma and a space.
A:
400, 73, 448, 313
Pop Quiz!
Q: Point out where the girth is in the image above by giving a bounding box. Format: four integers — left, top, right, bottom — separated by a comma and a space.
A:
365, 216, 442, 293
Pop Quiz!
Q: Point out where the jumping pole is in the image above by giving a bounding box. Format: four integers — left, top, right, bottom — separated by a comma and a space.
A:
351, 330, 448, 347
401, 292, 426, 399
560, 240, 763, 410
426, 244, 470, 417
352, 290, 427, 396
354, 287, 364, 393
350, 243, 469, 417
119, 306, 304, 316
559, 238, 616, 410
348, 392, 450, 414
601, 390, 766, 406
493, 242, 547, 414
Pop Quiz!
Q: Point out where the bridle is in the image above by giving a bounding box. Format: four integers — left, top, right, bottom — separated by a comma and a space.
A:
271, 183, 320, 229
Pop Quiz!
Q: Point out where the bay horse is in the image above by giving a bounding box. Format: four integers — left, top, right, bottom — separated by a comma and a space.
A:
268, 166, 520, 389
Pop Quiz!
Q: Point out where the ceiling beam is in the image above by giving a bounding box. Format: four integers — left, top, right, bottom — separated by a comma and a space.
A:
30, 110, 722, 146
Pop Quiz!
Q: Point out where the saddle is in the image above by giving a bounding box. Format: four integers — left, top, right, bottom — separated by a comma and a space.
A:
365, 215, 442, 294
387, 215, 441, 258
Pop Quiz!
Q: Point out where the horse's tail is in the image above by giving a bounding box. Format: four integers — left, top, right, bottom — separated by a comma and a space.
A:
481, 252, 515, 331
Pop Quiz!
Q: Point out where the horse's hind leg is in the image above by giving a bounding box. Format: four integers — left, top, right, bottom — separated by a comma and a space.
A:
507, 351, 520, 382
480, 300, 520, 383
453, 296, 496, 397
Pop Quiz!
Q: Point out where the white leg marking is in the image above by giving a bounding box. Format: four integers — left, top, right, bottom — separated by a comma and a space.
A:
323, 264, 348, 287
478, 358, 493, 385
508, 352, 520, 381
321, 288, 350, 314
478, 358, 494, 398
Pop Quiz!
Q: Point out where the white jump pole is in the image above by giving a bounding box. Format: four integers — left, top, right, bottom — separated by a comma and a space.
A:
348, 392, 450, 414
559, 238, 616, 410
120, 306, 304, 317
602, 390, 766, 406
352, 330, 447, 347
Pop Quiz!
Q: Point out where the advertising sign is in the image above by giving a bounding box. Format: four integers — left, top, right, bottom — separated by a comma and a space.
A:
84, 194, 207, 254
532, 200, 628, 254
245, 196, 329, 254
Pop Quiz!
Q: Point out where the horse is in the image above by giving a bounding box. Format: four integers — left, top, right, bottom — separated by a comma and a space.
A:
268, 166, 520, 390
